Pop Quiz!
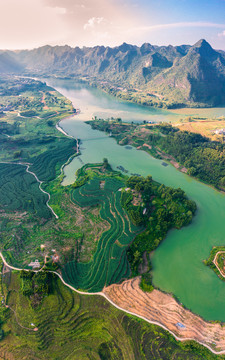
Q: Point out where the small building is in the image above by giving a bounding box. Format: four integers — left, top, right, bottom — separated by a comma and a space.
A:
28, 259, 40, 269
52, 254, 59, 263
215, 128, 225, 135
176, 322, 186, 330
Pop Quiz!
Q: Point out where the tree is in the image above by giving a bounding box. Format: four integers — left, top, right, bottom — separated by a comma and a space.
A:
103, 158, 109, 169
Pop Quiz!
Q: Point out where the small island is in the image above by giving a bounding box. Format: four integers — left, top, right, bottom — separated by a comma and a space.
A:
205, 246, 225, 281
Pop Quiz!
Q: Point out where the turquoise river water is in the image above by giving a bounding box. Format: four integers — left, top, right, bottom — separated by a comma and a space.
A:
46, 78, 225, 321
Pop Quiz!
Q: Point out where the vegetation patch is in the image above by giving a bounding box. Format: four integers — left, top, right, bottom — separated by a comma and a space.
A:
88, 118, 225, 190
29, 137, 77, 182
62, 163, 196, 292
125, 175, 196, 279
0, 271, 220, 360
20, 270, 54, 307
0, 163, 51, 219
63, 174, 142, 292
204, 246, 225, 281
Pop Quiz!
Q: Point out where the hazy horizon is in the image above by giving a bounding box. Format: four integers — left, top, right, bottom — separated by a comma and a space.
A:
2, 38, 222, 53
1, 0, 225, 51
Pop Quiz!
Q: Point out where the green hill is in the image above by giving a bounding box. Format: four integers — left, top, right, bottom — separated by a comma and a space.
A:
3, 39, 224, 108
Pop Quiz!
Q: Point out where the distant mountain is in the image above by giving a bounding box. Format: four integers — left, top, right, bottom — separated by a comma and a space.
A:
0, 51, 23, 73
145, 39, 225, 106
3, 39, 225, 108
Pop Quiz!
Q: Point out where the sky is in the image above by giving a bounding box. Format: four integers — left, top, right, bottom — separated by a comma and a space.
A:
0, 0, 225, 50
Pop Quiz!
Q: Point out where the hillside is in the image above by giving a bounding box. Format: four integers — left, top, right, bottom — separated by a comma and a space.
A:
3, 39, 225, 108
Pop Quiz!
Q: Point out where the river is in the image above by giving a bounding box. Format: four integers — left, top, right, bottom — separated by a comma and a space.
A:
46, 78, 225, 321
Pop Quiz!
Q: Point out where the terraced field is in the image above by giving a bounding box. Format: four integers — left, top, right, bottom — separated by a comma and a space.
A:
29, 137, 77, 182
0, 163, 51, 219
63, 178, 142, 292
104, 278, 225, 355
0, 272, 218, 360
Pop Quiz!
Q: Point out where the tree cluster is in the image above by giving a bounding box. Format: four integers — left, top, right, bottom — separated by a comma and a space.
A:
157, 125, 225, 188
123, 175, 196, 276
20, 270, 53, 302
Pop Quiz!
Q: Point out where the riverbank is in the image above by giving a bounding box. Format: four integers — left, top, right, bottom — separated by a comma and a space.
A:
86, 119, 225, 192
104, 278, 225, 355
1, 250, 225, 355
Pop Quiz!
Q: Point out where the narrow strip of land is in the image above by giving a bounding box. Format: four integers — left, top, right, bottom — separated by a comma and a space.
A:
213, 251, 225, 278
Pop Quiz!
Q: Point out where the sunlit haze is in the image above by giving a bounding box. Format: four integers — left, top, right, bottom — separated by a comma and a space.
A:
0, 0, 225, 50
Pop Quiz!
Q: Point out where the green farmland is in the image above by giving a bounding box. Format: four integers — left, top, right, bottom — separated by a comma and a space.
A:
29, 137, 77, 182
63, 177, 142, 292
0, 163, 51, 219
0, 271, 219, 360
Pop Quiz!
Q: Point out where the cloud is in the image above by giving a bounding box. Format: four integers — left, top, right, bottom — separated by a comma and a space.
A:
4, 0, 224, 50
84, 17, 106, 30
83, 17, 110, 43
218, 30, 225, 37
127, 22, 225, 34
0, 0, 68, 49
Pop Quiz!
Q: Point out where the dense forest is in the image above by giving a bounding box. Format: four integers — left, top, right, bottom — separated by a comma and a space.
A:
157, 124, 225, 188
120, 175, 196, 290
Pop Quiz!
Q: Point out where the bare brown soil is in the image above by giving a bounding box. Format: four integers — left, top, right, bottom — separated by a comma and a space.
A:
176, 120, 225, 140
143, 143, 152, 149
103, 277, 225, 353
131, 190, 142, 206
40, 91, 49, 110
156, 148, 188, 173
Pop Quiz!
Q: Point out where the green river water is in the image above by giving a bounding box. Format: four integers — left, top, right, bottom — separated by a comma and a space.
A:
46, 78, 225, 321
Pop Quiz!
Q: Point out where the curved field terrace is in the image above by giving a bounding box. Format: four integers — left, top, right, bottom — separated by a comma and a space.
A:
62, 177, 142, 292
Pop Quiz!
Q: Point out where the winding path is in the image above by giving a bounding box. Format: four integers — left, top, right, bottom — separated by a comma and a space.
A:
213, 251, 225, 279
1, 251, 225, 355
5, 304, 38, 332
0, 120, 79, 220
0, 161, 58, 219
2, 105, 225, 354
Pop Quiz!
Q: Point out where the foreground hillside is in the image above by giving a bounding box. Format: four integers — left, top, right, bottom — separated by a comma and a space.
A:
1, 39, 225, 108
0, 268, 221, 360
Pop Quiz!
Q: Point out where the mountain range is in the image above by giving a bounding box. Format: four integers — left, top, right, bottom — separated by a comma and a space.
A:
1, 39, 225, 108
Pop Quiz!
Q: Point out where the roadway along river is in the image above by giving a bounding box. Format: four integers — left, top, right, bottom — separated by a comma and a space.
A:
45, 78, 225, 321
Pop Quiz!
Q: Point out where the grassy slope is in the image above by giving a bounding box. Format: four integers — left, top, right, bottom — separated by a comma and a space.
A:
0, 271, 222, 360
63, 176, 141, 292
0, 163, 51, 219
0, 166, 110, 269
0, 77, 80, 266
0, 77, 76, 168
